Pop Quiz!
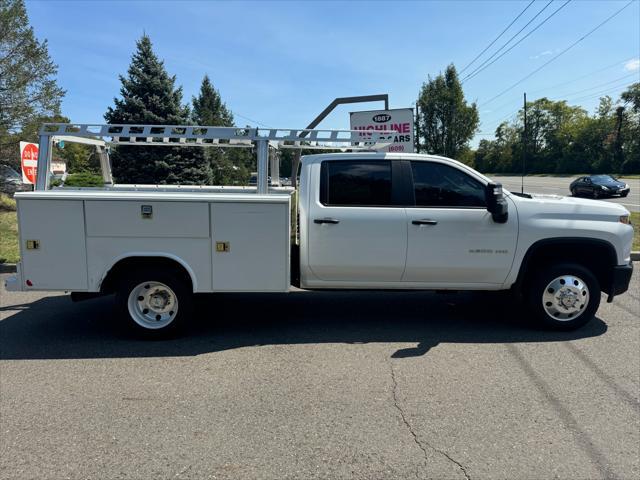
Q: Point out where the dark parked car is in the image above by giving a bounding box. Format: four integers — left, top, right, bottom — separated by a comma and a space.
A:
570, 175, 630, 199
0, 164, 31, 196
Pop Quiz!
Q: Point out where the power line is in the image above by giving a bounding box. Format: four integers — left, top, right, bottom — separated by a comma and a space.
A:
482, 57, 638, 115
567, 83, 634, 103
480, 0, 636, 107
461, 0, 555, 82
463, 0, 572, 83
528, 56, 639, 94
480, 82, 634, 138
557, 73, 638, 98
459, 0, 536, 74
233, 111, 273, 129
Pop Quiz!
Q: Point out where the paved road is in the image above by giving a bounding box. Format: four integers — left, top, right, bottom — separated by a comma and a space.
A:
1, 273, 638, 479
492, 176, 639, 212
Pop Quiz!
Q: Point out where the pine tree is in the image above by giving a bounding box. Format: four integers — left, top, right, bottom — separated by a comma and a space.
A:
105, 35, 212, 184
192, 75, 252, 185
192, 75, 234, 127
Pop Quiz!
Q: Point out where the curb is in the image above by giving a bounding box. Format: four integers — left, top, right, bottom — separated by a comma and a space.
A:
2, 253, 639, 275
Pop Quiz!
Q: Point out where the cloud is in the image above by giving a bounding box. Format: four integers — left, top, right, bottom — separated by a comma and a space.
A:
529, 50, 553, 60
624, 58, 640, 71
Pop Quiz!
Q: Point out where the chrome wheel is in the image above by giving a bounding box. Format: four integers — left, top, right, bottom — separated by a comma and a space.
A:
541, 275, 589, 321
127, 281, 179, 329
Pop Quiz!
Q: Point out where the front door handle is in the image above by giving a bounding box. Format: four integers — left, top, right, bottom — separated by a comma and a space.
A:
314, 218, 340, 225
412, 219, 438, 226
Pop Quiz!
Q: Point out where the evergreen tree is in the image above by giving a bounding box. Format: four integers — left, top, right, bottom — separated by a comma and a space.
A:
191, 75, 252, 185
417, 64, 479, 159
192, 75, 234, 126
0, 0, 65, 169
105, 35, 211, 184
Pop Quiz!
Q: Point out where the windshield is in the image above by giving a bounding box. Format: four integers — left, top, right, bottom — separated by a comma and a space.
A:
591, 175, 617, 182
0, 165, 21, 180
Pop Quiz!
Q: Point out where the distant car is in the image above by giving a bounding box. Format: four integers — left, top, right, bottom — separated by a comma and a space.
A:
0, 165, 31, 196
570, 175, 630, 199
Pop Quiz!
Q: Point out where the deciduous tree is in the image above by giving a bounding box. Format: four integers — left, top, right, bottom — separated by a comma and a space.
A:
417, 64, 479, 159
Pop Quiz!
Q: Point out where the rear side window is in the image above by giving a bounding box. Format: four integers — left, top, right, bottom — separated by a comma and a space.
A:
321, 161, 392, 206
410, 161, 486, 208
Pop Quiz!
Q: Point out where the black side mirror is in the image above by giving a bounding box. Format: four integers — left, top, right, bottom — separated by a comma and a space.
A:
485, 182, 508, 223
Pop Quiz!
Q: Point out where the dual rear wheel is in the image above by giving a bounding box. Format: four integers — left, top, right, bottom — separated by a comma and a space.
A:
115, 267, 192, 338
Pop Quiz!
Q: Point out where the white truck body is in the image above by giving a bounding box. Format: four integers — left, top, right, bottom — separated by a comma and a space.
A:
13, 190, 292, 293
5, 123, 634, 334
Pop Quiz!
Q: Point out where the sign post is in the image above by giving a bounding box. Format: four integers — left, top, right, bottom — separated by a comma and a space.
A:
350, 108, 415, 153
19, 141, 39, 184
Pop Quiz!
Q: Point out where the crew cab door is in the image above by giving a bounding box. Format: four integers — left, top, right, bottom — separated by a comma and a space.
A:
403, 160, 517, 285
306, 159, 407, 283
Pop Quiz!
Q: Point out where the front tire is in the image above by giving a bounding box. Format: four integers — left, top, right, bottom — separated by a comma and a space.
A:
115, 267, 193, 338
526, 263, 600, 331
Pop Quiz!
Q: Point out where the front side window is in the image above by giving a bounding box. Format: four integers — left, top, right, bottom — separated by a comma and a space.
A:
321, 161, 392, 206
410, 161, 486, 208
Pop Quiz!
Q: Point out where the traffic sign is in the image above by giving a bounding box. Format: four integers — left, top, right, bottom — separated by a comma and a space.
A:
20, 142, 38, 184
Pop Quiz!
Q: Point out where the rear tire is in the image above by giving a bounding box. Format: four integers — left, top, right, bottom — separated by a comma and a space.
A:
526, 263, 600, 331
115, 267, 193, 338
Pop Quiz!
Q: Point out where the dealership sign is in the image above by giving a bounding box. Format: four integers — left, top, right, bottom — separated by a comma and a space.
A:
350, 108, 414, 153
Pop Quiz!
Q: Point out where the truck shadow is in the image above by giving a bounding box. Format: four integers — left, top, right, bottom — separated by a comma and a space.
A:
0, 290, 607, 360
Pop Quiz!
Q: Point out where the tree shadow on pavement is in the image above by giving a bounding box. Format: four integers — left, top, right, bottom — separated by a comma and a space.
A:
0, 289, 607, 360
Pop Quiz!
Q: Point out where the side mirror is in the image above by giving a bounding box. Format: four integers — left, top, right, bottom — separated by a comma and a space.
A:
485, 182, 508, 223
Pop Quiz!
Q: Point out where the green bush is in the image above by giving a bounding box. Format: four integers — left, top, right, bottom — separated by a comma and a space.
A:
0, 193, 17, 211
63, 173, 104, 187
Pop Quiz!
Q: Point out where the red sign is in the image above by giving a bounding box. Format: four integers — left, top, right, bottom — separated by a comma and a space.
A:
20, 142, 38, 184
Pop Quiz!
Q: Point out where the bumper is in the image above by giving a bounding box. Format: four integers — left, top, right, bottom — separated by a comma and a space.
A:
3, 262, 23, 292
606, 261, 633, 302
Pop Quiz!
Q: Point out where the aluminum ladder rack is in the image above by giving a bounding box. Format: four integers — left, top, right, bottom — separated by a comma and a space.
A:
35, 123, 396, 194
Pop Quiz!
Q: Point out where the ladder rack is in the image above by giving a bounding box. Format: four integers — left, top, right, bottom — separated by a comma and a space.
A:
36, 123, 395, 193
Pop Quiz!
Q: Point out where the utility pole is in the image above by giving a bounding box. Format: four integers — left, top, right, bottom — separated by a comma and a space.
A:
415, 102, 420, 153
521, 92, 527, 194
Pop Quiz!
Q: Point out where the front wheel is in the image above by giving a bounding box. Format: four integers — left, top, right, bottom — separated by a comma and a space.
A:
526, 263, 600, 331
115, 267, 193, 338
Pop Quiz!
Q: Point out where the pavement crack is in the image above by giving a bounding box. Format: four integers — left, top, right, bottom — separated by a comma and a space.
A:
390, 361, 471, 480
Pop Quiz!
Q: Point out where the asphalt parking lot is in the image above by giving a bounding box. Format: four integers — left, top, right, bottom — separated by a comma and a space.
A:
494, 175, 639, 212
1, 272, 638, 479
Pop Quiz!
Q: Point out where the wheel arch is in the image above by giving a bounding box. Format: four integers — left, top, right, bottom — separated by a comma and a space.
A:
99, 253, 197, 294
514, 237, 617, 295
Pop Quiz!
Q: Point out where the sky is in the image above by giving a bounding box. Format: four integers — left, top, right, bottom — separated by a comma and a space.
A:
26, 0, 640, 147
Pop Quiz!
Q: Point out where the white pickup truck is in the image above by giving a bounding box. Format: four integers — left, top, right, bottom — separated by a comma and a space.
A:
5, 124, 634, 336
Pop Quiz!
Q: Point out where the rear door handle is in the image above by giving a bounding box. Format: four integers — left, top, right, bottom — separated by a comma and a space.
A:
412, 219, 438, 226
314, 218, 340, 224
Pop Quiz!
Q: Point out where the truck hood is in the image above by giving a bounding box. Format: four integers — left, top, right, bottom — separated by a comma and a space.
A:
507, 192, 630, 216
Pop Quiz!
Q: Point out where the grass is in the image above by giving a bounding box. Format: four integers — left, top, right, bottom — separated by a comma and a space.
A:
632, 212, 640, 252
0, 210, 19, 264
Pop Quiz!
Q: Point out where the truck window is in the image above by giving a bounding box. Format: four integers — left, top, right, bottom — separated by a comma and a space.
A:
320, 161, 392, 207
410, 161, 486, 208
